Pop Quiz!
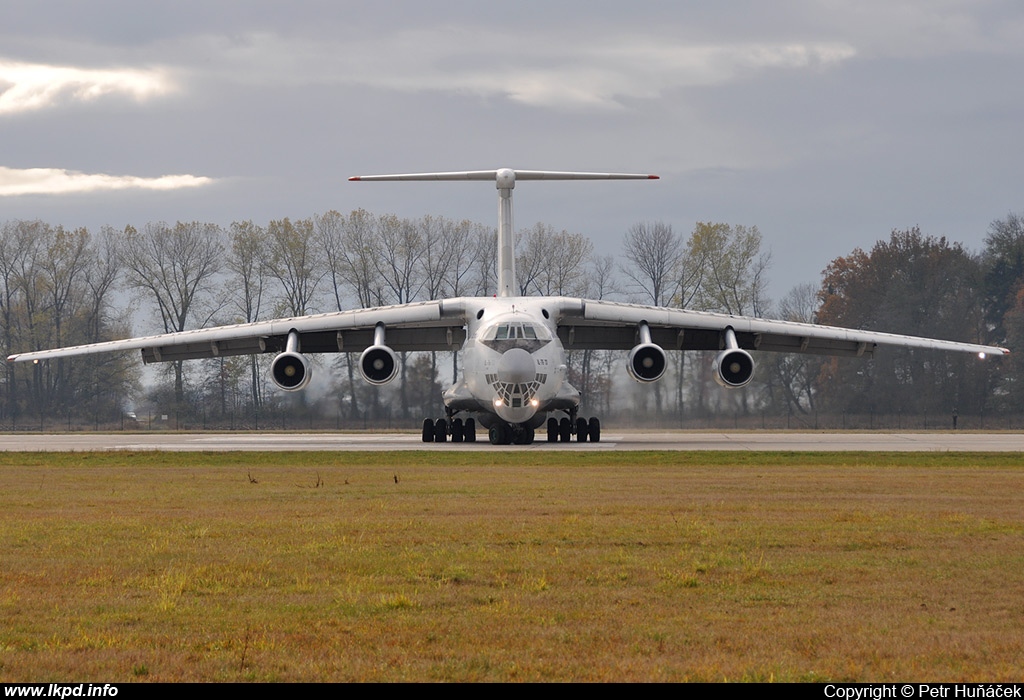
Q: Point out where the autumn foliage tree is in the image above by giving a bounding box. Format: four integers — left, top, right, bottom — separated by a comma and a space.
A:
815, 228, 991, 416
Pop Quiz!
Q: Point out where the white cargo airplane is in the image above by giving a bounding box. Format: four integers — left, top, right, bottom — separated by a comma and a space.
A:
7, 168, 1010, 444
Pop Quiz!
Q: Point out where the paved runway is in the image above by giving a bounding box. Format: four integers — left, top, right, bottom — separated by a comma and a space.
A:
0, 431, 1021, 451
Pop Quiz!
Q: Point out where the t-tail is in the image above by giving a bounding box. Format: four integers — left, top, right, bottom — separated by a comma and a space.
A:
349, 169, 659, 297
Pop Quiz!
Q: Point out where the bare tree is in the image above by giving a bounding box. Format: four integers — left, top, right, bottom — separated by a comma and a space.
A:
374, 214, 424, 305
578, 255, 621, 411
265, 217, 324, 317
687, 222, 771, 316
764, 282, 822, 416
372, 214, 426, 417
319, 209, 385, 419
621, 221, 684, 416
33, 226, 91, 411
621, 221, 683, 307
226, 220, 270, 409
516, 223, 553, 296
120, 221, 224, 404
471, 225, 498, 296
418, 215, 460, 302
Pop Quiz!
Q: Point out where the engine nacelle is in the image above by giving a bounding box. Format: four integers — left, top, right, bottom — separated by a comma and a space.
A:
627, 343, 667, 382
359, 344, 399, 385
271, 351, 312, 391
712, 348, 754, 388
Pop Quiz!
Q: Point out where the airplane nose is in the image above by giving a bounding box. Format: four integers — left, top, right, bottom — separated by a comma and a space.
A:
496, 348, 534, 383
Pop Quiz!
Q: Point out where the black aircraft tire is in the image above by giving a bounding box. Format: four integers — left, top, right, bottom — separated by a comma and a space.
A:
513, 426, 535, 445
576, 417, 588, 442
422, 418, 434, 442
489, 422, 511, 445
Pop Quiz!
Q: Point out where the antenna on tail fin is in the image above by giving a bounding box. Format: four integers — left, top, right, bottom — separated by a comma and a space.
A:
349, 169, 659, 298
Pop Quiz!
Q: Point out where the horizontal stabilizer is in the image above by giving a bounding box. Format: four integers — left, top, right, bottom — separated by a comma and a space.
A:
350, 169, 658, 182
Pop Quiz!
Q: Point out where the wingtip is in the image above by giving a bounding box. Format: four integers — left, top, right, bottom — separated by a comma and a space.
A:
648, 175, 660, 179
348, 176, 361, 181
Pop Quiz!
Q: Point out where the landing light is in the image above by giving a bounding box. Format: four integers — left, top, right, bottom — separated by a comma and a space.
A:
530, 398, 540, 407
493, 398, 503, 408
979, 352, 987, 360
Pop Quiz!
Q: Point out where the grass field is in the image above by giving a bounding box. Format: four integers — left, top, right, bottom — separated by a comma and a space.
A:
1, 450, 1022, 682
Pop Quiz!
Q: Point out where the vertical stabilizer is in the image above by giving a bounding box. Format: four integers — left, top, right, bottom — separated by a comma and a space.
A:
495, 169, 516, 296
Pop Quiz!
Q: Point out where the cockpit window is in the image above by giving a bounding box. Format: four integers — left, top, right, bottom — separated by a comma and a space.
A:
483, 322, 550, 341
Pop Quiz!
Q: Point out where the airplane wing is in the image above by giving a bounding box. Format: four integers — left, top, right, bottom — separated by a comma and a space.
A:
556, 298, 1008, 358
6, 299, 469, 364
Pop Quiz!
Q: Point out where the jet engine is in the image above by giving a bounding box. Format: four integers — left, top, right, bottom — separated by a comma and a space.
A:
712, 327, 754, 388
359, 344, 399, 385
712, 348, 754, 388
627, 321, 667, 382
271, 330, 312, 391
271, 351, 312, 391
358, 322, 398, 385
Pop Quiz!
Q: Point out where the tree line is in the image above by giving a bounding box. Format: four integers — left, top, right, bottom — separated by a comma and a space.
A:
1, 210, 1021, 430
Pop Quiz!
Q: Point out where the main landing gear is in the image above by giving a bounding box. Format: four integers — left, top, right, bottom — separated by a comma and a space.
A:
546, 412, 601, 443
420, 411, 601, 445
422, 417, 476, 443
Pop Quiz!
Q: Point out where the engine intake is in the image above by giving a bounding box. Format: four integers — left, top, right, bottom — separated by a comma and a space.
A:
627, 322, 667, 382
713, 348, 754, 388
360, 345, 398, 385
271, 351, 312, 391
627, 343, 667, 382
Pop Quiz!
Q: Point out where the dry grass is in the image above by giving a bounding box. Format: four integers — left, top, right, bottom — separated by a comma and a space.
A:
1, 450, 1022, 682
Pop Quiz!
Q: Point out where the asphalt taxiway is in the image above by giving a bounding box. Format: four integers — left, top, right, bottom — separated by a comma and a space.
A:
0, 431, 1020, 451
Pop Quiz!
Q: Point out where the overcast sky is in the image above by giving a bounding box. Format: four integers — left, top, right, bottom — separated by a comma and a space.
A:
2, 1, 1021, 303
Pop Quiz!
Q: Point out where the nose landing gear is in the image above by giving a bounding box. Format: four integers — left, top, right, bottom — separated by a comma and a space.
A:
488, 421, 534, 445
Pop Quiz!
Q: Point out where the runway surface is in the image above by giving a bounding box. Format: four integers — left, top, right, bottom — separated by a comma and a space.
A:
0, 431, 1021, 451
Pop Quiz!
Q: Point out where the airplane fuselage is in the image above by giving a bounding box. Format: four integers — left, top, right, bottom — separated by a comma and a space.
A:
444, 297, 578, 429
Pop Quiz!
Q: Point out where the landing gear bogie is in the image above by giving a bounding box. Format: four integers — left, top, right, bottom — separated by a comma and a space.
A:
423, 415, 476, 443
422, 413, 593, 446
542, 412, 602, 444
